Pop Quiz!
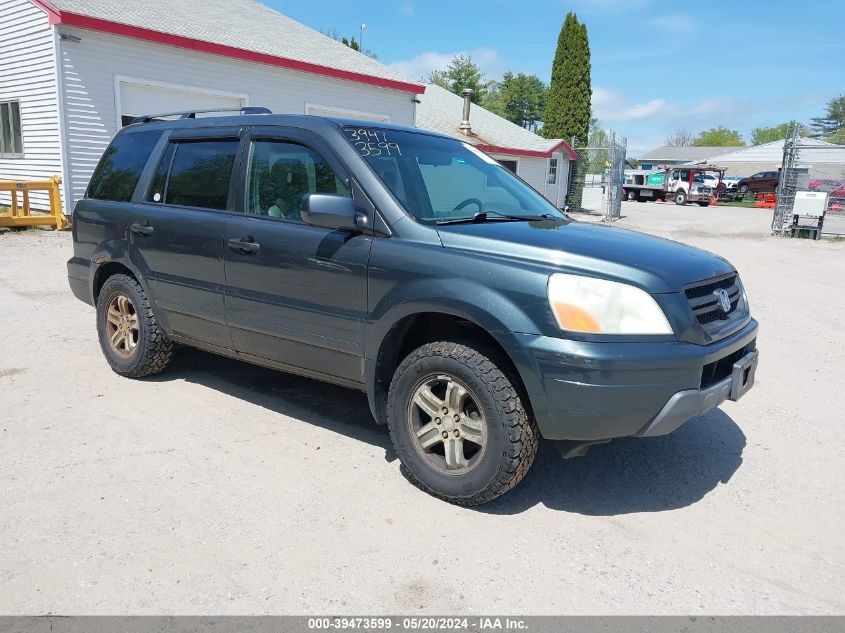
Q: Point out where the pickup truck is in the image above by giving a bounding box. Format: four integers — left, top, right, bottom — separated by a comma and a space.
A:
68, 110, 759, 506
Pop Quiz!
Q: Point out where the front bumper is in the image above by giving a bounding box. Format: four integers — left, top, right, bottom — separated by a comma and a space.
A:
506, 318, 758, 441
638, 350, 758, 437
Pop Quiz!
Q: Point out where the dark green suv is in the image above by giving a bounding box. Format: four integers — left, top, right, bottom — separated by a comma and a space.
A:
68, 110, 759, 506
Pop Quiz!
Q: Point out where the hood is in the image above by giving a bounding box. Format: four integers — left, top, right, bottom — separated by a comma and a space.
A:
436, 219, 734, 293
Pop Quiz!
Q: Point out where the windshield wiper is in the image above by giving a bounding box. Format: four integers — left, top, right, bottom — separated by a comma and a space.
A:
435, 211, 553, 226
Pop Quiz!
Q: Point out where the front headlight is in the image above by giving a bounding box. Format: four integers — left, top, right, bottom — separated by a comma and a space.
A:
547, 273, 673, 335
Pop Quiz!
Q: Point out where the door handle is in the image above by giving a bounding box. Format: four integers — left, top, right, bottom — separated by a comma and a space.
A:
228, 237, 260, 254
130, 222, 154, 237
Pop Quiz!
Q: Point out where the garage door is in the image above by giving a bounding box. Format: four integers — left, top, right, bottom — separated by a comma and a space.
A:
119, 82, 245, 126
306, 104, 389, 123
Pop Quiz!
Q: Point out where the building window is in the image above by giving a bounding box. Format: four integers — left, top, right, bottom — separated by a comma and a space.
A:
0, 101, 24, 157
498, 159, 518, 174
547, 158, 558, 184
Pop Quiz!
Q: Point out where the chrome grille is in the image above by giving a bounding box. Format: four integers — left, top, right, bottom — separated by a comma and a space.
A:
685, 274, 742, 326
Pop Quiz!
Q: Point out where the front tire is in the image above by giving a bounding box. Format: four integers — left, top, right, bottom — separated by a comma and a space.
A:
675, 190, 688, 205
387, 341, 539, 506
96, 274, 174, 378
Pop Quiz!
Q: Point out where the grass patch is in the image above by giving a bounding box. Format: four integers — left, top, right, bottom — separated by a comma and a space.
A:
717, 199, 762, 208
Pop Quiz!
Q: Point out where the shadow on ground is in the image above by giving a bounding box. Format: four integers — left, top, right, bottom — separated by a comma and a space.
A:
151, 347, 395, 460
154, 348, 746, 515
478, 408, 745, 516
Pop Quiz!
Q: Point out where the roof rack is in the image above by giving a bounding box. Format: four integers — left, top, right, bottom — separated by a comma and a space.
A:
131, 106, 272, 124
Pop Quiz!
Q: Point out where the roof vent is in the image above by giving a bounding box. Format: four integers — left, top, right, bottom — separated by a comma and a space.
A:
459, 89, 473, 135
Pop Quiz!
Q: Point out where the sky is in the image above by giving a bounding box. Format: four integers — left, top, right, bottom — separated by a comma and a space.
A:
271, 0, 845, 155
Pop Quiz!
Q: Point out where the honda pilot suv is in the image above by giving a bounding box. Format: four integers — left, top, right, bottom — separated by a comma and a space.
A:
68, 110, 759, 506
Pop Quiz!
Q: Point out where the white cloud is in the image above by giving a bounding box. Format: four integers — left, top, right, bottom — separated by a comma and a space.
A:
648, 13, 696, 33
593, 87, 673, 121
593, 87, 824, 156
400, 3, 414, 17
388, 48, 502, 82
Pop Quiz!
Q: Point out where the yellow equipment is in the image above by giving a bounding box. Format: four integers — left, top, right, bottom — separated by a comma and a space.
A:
0, 175, 68, 230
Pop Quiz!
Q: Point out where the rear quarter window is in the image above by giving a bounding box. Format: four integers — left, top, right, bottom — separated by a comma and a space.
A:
87, 130, 162, 202
152, 139, 240, 210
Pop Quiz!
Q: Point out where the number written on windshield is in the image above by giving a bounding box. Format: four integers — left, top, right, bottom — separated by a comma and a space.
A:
343, 128, 402, 157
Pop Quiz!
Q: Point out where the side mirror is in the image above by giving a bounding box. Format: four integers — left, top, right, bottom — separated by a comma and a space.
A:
301, 194, 358, 231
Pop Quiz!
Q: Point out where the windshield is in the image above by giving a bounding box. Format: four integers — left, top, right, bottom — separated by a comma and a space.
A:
342, 127, 566, 223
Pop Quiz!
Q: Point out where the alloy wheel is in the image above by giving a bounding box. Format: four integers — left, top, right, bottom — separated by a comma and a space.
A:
407, 374, 487, 474
106, 293, 139, 358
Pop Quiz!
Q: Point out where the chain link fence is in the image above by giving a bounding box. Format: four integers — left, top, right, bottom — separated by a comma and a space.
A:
566, 130, 627, 222
773, 129, 845, 236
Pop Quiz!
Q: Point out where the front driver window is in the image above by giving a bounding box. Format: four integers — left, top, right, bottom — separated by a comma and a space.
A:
245, 140, 350, 222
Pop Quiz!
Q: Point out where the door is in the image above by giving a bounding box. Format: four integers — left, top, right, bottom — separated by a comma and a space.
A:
131, 130, 242, 348
223, 130, 373, 383
118, 80, 245, 127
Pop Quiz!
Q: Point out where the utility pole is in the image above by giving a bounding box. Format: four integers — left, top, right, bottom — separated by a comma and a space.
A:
360, 23, 366, 53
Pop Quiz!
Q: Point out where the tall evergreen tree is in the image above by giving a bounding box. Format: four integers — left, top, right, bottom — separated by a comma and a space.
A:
542, 12, 592, 145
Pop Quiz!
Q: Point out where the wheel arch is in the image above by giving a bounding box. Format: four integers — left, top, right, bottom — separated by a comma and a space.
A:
365, 307, 538, 427
92, 261, 140, 304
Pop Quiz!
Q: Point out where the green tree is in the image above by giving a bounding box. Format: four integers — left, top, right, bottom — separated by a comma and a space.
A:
425, 69, 451, 90
751, 121, 803, 145
426, 55, 489, 103
483, 72, 548, 131
692, 126, 744, 147
542, 12, 592, 145
810, 95, 845, 143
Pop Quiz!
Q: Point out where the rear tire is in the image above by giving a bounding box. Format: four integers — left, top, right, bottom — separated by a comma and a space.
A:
96, 274, 174, 378
387, 341, 539, 506
738, 184, 750, 194
698, 201, 710, 207
626, 190, 637, 201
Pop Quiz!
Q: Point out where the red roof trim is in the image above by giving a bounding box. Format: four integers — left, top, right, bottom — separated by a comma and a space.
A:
478, 140, 577, 161
28, 0, 62, 23
33, 2, 425, 94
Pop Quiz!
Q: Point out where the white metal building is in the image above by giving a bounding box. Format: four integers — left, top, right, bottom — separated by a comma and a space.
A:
415, 84, 574, 209
638, 146, 738, 170
0, 0, 425, 214
684, 138, 845, 179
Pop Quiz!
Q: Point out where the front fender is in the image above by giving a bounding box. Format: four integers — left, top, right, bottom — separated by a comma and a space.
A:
365, 277, 543, 361
364, 270, 553, 426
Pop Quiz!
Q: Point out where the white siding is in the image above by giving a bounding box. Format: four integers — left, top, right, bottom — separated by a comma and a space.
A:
57, 27, 416, 212
514, 157, 546, 196
0, 0, 62, 211
489, 153, 569, 209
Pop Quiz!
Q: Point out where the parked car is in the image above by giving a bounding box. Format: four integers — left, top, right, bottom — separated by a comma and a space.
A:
699, 174, 724, 191
808, 179, 845, 197
721, 176, 742, 191
67, 110, 759, 506
737, 171, 780, 194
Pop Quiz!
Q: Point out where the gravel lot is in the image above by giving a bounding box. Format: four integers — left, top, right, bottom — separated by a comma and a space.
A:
1, 202, 844, 615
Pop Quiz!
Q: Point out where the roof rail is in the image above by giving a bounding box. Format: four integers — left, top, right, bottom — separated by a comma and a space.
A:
131, 106, 272, 124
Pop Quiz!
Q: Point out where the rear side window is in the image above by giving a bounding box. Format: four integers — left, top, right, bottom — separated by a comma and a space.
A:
87, 130, 162, 202
147, 139, 239, 210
